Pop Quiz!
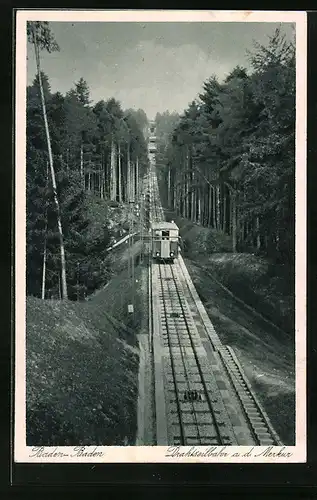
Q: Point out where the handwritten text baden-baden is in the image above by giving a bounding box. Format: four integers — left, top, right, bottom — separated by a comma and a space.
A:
29, 446, 104, 458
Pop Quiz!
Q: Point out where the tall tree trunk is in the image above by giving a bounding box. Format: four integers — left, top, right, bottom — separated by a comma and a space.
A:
203, 185, 207, 226
242, 185, 246, 243
201, 185, 205, 225
208, 184, 211, 225
105, 150, 108, 198
184, 173, 188, 218
207, 184, 212, 226
232, 188, 237, 253
190, 187, 193, 221
275, 229, 280, 254
41, 228, 47, 300
32, 29, 68, 299
223, 186, 227, 234
216, 185, 221, 230
80, 142, 84, 188
66, 148, 69, 175
185, 147, 188, 218
173, 183, 176, 211
256, 216, 261, 250
110, 140, 116, 200
130, 161, 134, 202
99, 164, 102, 198
127, 145, 131, 202
183, 173, 186, 218
191, 172, 195, 222
201, 186, 206, 226
223, 182, 231, 234
212, 187, 216, 228
132, 161, 136, 202
221, 183, 225, 231
136, 156, 139, 201
219, 185, 221, 229
115, 142, 118, 200
41, 161, 49, 300
103, 151, 106, 199
197, 187, 201, 224
174, 180, 177, 213
167, 166, 171, 208
238, 204, 243, 243
118, 143, 122, 202
100, 154, 104, 199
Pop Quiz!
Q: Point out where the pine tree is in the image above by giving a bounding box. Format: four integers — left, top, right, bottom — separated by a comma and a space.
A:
159, 26, 295, 264
74, 77, 91, 107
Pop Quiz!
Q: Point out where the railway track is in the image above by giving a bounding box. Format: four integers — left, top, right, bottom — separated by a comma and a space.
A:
154, 261, 238, 445
145, 165, 282, 447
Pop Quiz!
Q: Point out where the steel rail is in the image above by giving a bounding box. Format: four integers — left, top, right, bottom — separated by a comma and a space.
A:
157, 262, 188, 444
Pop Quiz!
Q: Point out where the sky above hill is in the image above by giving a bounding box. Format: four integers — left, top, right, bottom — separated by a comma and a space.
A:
27, 21, 295, 120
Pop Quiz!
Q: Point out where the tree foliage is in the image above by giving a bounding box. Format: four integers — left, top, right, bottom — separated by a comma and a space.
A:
26, 24, 149, 300
27, 21, 60, 53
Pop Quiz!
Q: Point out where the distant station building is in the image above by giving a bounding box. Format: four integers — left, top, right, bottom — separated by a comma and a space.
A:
148, 121, 157, 164
149, 121, 156, 135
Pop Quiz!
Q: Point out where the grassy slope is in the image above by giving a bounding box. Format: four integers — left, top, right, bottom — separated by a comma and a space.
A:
184, 258, 295, 443
26, 262, 143, 446
26, 196, 146, 447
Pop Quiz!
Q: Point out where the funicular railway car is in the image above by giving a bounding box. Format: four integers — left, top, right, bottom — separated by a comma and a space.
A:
151, 221, 179, 262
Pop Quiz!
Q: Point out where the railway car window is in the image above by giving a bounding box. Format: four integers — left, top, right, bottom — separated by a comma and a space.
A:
162, 230, 169, 239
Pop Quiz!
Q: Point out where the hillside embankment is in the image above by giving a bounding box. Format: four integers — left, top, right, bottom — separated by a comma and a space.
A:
26, 203, 295, 446
26, 204, 145, 446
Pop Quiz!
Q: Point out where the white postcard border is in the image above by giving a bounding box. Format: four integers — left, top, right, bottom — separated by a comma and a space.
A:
14, 9, 307, 464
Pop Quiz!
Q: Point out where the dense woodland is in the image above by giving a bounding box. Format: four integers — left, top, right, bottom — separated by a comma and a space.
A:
27, 22, 149, 301
157, 28, 295, 273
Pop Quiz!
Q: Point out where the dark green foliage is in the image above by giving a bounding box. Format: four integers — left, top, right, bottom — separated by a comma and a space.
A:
158, 27, 295, 276
26, 20, 149, 300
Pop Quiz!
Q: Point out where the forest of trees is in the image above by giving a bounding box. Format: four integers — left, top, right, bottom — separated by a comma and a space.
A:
26, 22, 295, 303
157, 28, 295, 271
26, 22, 149, 301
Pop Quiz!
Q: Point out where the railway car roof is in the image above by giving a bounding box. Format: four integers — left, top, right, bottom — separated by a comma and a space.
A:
151, 222, 179, 230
